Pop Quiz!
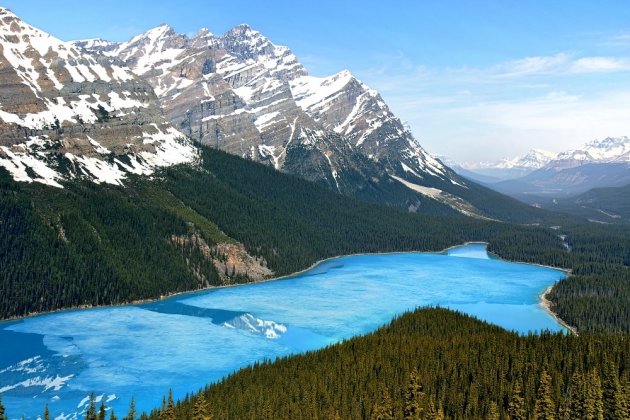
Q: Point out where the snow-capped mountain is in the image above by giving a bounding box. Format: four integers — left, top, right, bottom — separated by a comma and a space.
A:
495, 149, 558, 170
73, 22, 488, 215
0, 8, 196, 188
550, 137, 630, 167
448, 149, 557, 182
0, 6, 504, 218
485, 138, 630, 202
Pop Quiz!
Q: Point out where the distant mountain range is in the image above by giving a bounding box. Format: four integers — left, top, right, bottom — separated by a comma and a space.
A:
0, 7, 549, 222
446, 149, 557, 182
448, 137, 630, 203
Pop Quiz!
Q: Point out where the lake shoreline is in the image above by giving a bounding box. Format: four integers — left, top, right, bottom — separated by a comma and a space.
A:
1, 242, 576, 336
540, 284, 578, 336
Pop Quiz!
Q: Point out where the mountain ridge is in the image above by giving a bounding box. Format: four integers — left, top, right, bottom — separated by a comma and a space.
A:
72, 21, 549, 221
0, 7, 196, 188
0, 8, 552, 223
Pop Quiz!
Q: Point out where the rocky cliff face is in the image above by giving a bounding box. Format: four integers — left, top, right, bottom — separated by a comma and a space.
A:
0, 8, 196, 187
75, 23, 476, 212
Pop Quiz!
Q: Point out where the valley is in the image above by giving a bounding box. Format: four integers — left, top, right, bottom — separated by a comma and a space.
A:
0, 4, 629, 420
0, 244, 567, 418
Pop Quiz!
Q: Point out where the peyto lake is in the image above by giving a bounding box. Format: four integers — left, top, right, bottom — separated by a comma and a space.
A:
0, 244, 567, 419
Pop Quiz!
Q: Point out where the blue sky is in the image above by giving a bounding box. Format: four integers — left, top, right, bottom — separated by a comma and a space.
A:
4, 0, 630, 162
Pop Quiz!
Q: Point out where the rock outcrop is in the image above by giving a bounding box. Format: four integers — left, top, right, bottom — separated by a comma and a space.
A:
78, 23, 467, 206
0, 8, 196, 187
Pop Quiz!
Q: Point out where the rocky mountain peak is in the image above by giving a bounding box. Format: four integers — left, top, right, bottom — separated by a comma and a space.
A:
83, 22, 466, 207
495, 149, 557, 170
0, 10, 196, 188
67, 19, 484, 214
553, 136, 630, 166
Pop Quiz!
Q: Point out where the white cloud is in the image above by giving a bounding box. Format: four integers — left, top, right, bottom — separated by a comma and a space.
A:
485, 53, 630, 78
416, 90, 630, 161
569, 57, 630, 73
358, 51, 630, 162
493, 53, 570, 77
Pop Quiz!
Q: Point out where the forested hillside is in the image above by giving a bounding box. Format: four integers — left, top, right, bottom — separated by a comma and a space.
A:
142, 308, 630, 419
0, 146, 567, 320
545, 183, 630, 223
1, 146, 629, 333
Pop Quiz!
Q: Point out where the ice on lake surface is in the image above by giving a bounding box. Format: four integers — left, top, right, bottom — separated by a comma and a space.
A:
0, 243, 566, 419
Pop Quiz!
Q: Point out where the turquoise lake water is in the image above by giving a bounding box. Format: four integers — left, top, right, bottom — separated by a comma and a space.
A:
0, 243, 567, 419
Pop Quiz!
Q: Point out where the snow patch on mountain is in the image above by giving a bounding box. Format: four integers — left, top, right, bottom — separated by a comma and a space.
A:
554, 136, 630, 163
392, 175, 488, 219
0, 9, 198, 188
495, 149, 558, 169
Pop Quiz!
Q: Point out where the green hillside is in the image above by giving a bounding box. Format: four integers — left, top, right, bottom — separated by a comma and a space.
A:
145, 308, 630, 419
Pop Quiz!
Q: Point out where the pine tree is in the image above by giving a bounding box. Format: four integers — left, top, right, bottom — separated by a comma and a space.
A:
86, 393, 98, 420
43, 405, 50, 420
426, 397, 444, 420
160, 389, 175, 420
109, 411, 118, 420
261, 400, 274, 420
432, 406, 446, 420
508, 381, 526, 420
404, 369, 425, 419
568, 371, 586, 418
585, 370, 604, 420
603, 363, 625, 420
327, 409, 342, 420
621, 373, 630, 419
486, 401, 500, 420
0, 396, 7, 420
534, 369, 556, 420
192, 394, 212, 420
125, 397, 136, 420
371, 388, 394, 420
558, 400, 572, 420
98, 402, 107, 420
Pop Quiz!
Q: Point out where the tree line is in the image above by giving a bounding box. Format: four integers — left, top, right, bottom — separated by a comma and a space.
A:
143, 308, 630, 419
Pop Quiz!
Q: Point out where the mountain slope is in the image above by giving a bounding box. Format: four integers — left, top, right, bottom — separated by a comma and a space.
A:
148, 308, 630, 419
0, 144, 571, 320
72, 23, 557, 222
452, 149, 558, 181
491, 162, 630, 203
553, 136, 630, 166
0, 8, 196, 188
544, 183, 630, 223
481, 137, 630, 203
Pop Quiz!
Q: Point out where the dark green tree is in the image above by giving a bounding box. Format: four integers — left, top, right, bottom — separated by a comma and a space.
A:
508, 381, 526, 420
404, 369, 425, 419
603, 363, 625, 420
0, 396, 7, 420
125, 397, 136, 420
486, 401, 500, 420
621, 373, 630, 418
192, 394, 211, 420
43, 405, 50, 420
85, 393, 98, 420
534, 370, 556, 420
159, 390, 175, 420
98, 402, 107, 420
568, 371, 586, 418
585, 370, 604, 420
371, 388, 394, 420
